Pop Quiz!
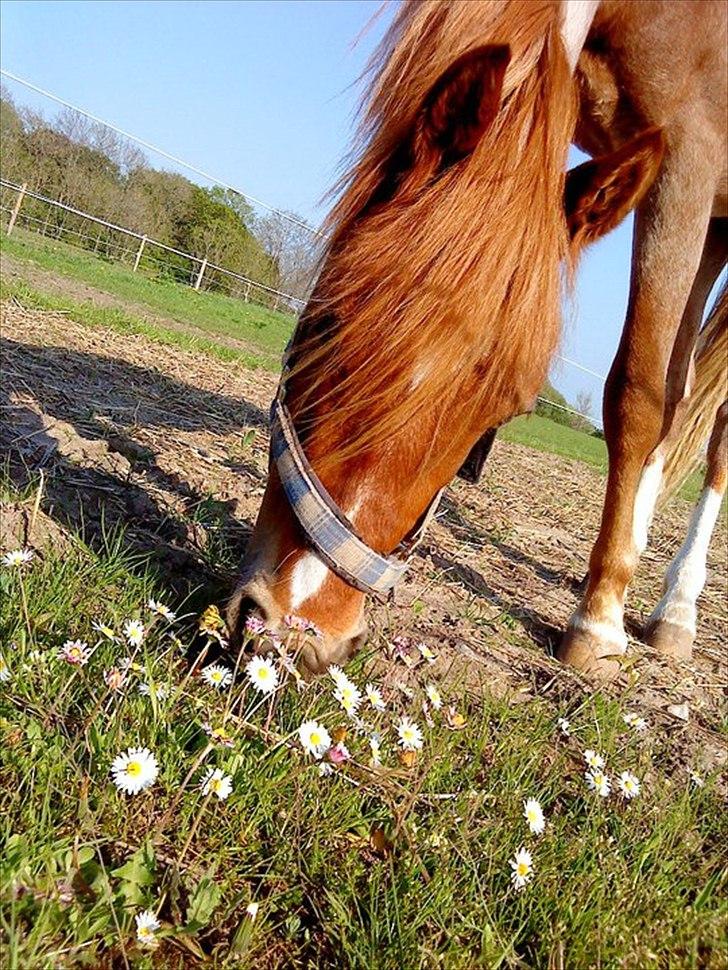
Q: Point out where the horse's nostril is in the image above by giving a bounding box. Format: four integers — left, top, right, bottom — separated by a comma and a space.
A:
226, 588, 271, 647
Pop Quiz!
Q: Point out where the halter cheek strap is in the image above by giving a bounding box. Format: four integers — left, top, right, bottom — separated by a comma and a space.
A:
269, 381, 441, 599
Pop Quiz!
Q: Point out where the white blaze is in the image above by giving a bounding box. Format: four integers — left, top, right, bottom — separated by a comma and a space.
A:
648, 487, 723, 635
289, 552, 330, 609
560, 0, 600, 69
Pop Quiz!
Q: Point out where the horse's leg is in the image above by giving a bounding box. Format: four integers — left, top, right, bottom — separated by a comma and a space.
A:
558, 146, 722, 678
644, 402, 727, 659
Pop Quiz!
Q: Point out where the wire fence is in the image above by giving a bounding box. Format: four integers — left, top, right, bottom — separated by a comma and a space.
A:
0, 178, 306, 314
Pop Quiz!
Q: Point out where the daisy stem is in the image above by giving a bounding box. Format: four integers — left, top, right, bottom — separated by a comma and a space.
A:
153, 742, 213, 840
17, 571, 33, 647
178, 791, 213, 867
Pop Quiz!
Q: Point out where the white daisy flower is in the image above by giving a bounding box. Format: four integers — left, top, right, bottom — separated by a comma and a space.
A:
245, 655, 279, 694
201, 664, 233, 689
585, 768, 611, 798
104, 668, 126, 691
584, 749, 605, 771
92, 621, 118, 641
369, 733, 383, 766
623, 712, 647, 732
318, 762, 335, 777
2, 548, 34, 568
246, 901, 259, 921
425, 683, 443, 710
0, 654, 11, 682
123, 619, 145, 647
138, 682, 169, 701
201, 767, 233, 801
510, 847, 534, 890
298, 720, 331, 759
617, 771, 641, 799
135, 908, 160, 947
689, 769, 705, 788
327, 665, 350, 690
557, 717, 570, 736
396, 716, 423, 751
365, 683, 386, 711
111, 746, 159, 795
147, 599, 176, 622
334, 680, 362, 715
416, 641, 436, 664
524, 797, 545, 835
58, 639, 91, 666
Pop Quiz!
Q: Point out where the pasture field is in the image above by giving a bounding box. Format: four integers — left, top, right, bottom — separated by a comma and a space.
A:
1, 245, 727, 968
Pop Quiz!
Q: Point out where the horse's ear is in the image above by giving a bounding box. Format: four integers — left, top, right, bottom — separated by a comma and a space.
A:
565, 128, 666, 248
416, 45, 511, 167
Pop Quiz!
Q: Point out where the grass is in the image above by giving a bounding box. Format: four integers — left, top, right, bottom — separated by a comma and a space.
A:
1, 493, 725, 968
0, 228, 295, 365
500, 414, 607, 471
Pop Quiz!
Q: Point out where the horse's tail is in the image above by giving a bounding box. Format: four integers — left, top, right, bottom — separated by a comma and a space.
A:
660, 280, 728, 501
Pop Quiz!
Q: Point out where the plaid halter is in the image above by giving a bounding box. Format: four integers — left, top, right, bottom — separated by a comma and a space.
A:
269, 372, 441, 599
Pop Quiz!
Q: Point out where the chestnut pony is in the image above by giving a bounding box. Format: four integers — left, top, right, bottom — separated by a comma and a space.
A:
229, 0, 727, 676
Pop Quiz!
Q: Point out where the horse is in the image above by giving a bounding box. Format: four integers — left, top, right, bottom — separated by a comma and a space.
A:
227, 0, 727, 678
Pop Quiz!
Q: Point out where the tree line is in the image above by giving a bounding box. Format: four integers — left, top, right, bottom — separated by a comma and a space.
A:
0, 91, 319, 304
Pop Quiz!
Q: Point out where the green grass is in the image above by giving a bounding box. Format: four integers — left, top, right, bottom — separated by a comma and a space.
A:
500, 414, 607, 471
1, 499, 725, 968
1, 228, 295, 364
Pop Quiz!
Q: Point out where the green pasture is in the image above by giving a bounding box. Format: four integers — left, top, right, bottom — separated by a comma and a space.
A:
0, 485, 725, 968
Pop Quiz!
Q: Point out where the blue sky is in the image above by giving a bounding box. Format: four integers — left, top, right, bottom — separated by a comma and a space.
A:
1, 0, 644, 417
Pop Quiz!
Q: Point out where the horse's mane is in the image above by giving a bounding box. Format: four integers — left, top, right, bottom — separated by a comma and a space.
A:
290, 0, 577, 473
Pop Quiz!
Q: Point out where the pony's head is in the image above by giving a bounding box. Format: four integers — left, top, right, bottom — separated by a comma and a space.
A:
228, 1, 664, 671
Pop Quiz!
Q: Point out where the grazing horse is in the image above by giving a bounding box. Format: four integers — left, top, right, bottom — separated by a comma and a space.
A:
228, 0, 727, 676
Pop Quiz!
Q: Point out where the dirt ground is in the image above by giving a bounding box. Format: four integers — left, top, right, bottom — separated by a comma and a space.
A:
2, 297, 726, 773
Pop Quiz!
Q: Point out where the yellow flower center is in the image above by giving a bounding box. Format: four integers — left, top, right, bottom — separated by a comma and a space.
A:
126, 761, 142, 777
258, 668, 270, 680
210, 778, 221, 792
310, 731, 321, 746
517, 862, 529, 876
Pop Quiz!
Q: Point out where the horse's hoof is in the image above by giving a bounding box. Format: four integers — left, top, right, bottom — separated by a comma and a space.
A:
643, 618, 694, 660
557, 628, 623, 681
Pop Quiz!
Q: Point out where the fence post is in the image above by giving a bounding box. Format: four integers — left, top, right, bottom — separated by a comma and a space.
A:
194, 256, 208, 291
244, 281, 251, 303
133, 234, 147, 272
6, 182, 28, 236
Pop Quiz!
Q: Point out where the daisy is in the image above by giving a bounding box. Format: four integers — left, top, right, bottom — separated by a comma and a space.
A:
93, 621, 118, 641
318, 762, 335, 777
369, 733, 382, 767
689, 769, 705, 788
396, 716, 424, 751
334, 680, 362, 715
111, 746, 159, 795
327, 741, 351, 765
623, 712, 647, 732
201, 722, 235, 747
557, 717, 570, 736
201, 767, 233, 801
123, 619, 145, 647
416, 641, 437, 664
135, 909, 160, 947
0, 654, 10, 682
201, 664, 232, 689
425, 683, 443, 711
58, 639, 91, 666
524, 797, 546, 836
245, 615, 267, 636
138, 682, 170, 701
147, 599, 176, 622
298, 720, 331, 759
246, 901, 259, 921
585, 768, 611, 798
617, 771, 641, 799
104, 668, 126, 691
245, 655, 279, 694
2, 548, 34, 568
584, 749, 605, 771
283, 613, 308, 632
327, 665, 350, 690
510, 847, 534, 890
365, 683, 386, 711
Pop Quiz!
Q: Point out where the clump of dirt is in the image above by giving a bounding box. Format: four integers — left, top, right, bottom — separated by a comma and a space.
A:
2, 297, 726, 773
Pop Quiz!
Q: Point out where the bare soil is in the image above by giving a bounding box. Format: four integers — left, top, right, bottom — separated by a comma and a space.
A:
2, 298, 726, 773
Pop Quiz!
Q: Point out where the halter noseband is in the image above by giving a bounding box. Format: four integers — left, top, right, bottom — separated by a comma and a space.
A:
269, 347, 441, 599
